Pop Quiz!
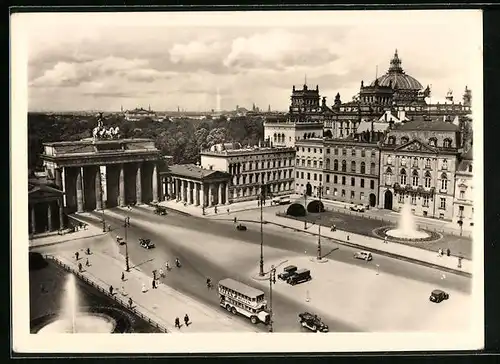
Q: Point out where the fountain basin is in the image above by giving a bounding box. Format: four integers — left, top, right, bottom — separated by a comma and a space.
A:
386, 228, 430, 241
37, 313, 116, 334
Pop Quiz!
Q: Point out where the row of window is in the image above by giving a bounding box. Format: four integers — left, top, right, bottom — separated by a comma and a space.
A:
384, 168, 449, 189
385, 156, 448, 170
296, 171, 376, 189
234, 170, 294, 185
228, 159, 294, 173
232, 182, 292, 197
296, 146, 377, 158
396, 194, 448, 210
386, 136, 453, 148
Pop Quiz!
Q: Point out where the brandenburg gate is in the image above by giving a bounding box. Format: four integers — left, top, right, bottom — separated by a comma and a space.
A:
41, 138, 161, 213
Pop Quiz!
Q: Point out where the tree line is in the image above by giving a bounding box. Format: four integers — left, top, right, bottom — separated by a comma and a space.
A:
28, 113, 265, 170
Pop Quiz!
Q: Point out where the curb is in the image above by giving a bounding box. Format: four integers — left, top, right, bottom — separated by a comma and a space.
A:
29, 232, 107, 250
265, 221, 472, 278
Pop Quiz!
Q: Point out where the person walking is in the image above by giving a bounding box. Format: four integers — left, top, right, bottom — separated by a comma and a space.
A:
109, 285, 114, 295
446, 248, 451, 257
78, 262, 83, 272
184, 314, 190, 327
128, 298, 133, 308
234, 217, 237, 224
384, 236, 388, 244
142, 283, 147, 293
346, 235, 350, 242
75, 251, 79, 261
121, 272, 125, 281
85, 258, 90, 267
214, 206, 218, 214
152, 279, 157, 289
86, 247, 91, 255
175, 317, 181, 329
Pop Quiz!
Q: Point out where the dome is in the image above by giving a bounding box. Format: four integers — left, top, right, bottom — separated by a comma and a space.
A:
371, 50, 423, 91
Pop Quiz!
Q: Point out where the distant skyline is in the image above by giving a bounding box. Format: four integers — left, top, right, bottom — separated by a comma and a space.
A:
17, 10, 482, 112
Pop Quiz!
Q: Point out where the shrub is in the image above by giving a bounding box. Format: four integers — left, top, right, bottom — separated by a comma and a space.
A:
307, 200, 325, 213
287, 203, 306, 217
29, 252, 48, 270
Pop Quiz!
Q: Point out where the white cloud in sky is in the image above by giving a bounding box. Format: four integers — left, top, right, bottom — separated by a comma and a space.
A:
16, 10, 482, 112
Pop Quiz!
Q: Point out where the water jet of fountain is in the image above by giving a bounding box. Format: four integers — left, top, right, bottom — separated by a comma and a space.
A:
386, 199, 430, 240
63, 274, 78, 333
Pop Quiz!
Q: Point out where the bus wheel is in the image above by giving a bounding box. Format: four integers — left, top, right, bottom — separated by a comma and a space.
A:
231, 307, 237, 315
250, 316, 258, 324
226, 304, 231, 311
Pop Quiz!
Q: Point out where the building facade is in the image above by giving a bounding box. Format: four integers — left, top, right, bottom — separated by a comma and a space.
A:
452, 149, 474, 226
200, 143, 295, 203
28, 174, 65, 236
124, 106, 157, 121
294, 138, 324, 198
378, 118, 462, 220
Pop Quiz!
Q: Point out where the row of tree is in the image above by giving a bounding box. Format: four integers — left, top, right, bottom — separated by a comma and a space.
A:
28, 113, 265, 170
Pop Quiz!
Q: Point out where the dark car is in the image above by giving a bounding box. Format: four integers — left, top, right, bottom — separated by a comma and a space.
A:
278, 265, 298, 280
298, 312, 329, 332
139, 238, 155, 249
429, 289, 449, 303
236, 224, 247, 231
154, 206, 167, 215
287, 268, 311, 285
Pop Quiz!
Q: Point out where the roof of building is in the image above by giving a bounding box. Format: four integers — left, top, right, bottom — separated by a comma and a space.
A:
28, 175, 64, 197
393, 118, 459, 132
356, 120, 390, 133
371, 50, 423, 91
169, 164, 230, 179
457, 149, 473, 173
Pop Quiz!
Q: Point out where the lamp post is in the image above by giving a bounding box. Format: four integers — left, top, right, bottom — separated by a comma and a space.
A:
258, 182, 269, 277
124, 217, 130, 272
100, 172, 107, 232
317, 183, 323, 260
304, 190, 308, 229
268, 265, 276, 332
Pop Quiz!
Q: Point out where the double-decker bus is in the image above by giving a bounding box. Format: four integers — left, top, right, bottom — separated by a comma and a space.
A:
218, 278, 270, 325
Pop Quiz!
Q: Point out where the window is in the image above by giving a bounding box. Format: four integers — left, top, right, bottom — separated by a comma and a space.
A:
400, 169, 407, 185
314, 173, 317, 181
342, 160, 347, 172
342, 176, 346, 185
423, 196, 429, 207
401, 157, 407, 166
412, 170, 419, 186
361, 150, 366, 157
319, 161, 323, 169
360, 179, 365, 188
428, 138, 437, 147
440, 197, 446, 210
300, 172, 304, 179
468, 165, 472, 173
333, 159, 339, 171
313, 161, 317, 168
387, 155, 393, 165
360, 192, 364, 200
351, 149, 356, 156
401, 136, 409, 144
441, 173, 448, 190
326, 148, 331, 154
326, 174, 330, 183
385, 167, 393, 185
425, 158, 431, 168
319, 174, 322, 182
459, 190, 465, 199
388, 136, 396, 145
370, 163, 376, 175
413, 157, 419, 167
371, 151, 376, 158
351, 177, 355, 186
342, 149, 347, 156
301, 159, 305, 167
341, 189, 346, 197
296, 159, 300, 166
296, 171, 299, 178
334, 188, 338, 196
411, 195, 416, 205
334, 148, 338, 155
334, 175, 338, 184
458, 205, 464, 217
307, 173, 310, 180
326, 159, 330, 170
307, 160, 311, 167
443, 138, 452, 148
370, 180, 375, 189
442, 159, 448, 170
308, 148, 311, 153
361, 162, 366, 174
314, 148, 317, 153
350, 191, 355, 199
351, 161, 356, 173
398, 194, 404, 203
424, 171, 431, 188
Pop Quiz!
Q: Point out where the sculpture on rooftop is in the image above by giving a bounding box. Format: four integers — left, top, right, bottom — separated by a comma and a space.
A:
92, 113, 120, 141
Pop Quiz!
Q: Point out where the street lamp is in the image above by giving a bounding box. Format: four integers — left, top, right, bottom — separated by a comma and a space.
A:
100, 172, 107, 232
317, 183, 323, 260
258, 182, 270, 277
304, 191, 308, 229
268, 265, 276, 332
124, 217, 131, 272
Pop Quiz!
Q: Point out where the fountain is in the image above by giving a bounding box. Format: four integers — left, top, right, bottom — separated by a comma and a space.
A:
385, 200, 430, 241
37, 273, 116, 334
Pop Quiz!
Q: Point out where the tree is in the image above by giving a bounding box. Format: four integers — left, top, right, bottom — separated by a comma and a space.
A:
206, 127, 227, 147
287, 203, 306, 217
194, 127, 209, 149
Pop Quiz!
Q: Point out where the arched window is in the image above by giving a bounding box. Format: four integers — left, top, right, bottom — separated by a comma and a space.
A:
342, 160, 347, 172
440, 173, 448, 190
281, 133, 285, 142
370, 162, 376, 174
388, 136, 396, 145
334, 159, 338, 171
428, 137, 437, 147
442, 159, 448, 170
387, 155, 393, 165
424, 171, 431, 188
401, 156, 407, 166
313, 160, 317, 168
303, 133, 307, 139
413, 157, 419, 167
443, 138, 452, 148
401, 136, 409, 144
385, 167, 393, 185
412, 169, 419, 186
361, 162, 366, 174
326, 158, 331, 170
351, 161, 356, 173
273, 133, 277, 141
400, 168, 407, 185
425, 158, 431, 168
312, 132, 316, 138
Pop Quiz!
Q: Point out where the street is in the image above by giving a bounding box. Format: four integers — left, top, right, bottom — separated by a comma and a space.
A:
73, 205, 472, 333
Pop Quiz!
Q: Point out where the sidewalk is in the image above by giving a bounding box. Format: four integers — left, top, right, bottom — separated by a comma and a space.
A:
49, 245, 256, 333
158, 197, 269, 217
29, 222, 105, 249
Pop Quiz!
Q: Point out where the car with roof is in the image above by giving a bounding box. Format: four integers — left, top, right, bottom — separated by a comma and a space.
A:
429, 289, 449, 303
287, 268, 311, 285
350, 204, 366, 212
139, 238, 155, 249
354, 251, 373, 261
277, 265, 298, 280
298, 312, 329, 332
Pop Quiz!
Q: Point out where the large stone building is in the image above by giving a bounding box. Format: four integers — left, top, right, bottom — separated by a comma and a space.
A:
200, 142, 295, 202
378, 117, 463, 220
452, 149, 474, 226
41, 137, 161, 213
263, 84, 326, 147
123, 106, 157, 121
294, 138, 324, 198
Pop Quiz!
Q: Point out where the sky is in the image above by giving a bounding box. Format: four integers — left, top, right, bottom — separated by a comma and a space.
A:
15, 10, 482, 112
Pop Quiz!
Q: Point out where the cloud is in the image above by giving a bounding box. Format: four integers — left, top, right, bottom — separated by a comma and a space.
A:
169, 40, 227, 64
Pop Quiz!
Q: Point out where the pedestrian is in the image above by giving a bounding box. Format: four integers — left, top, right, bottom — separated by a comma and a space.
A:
153, 270, 157, 280
384, 237, 388, 244
446, 248, 451, 257
107, 224, 111, 232
78, 262, 83, 272
347, 235, 350, 242
257, 199, 260, 207
128, 297, 133, 308
86, 247, 91, 255
458, 257, 462, 268
121, 285, 127, 296
75, 251, 79, 261
227, 208, 230, 215
175, 317, 181, 329
142, 283, 147, 293
214, 206, 218, 214
439, 248, 443, 257
109, 285, 114, 295
85, 258, 90, 267
121, 272, 125, 281
152, 279, 157, 289
184, 314, 190, 327
234, 217, 237, 223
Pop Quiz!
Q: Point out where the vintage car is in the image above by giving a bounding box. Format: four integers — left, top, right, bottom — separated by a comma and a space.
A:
278, 265, 298, 280
429, 289, 449, 303
298, 312, 329, 332
116, 236, 125, 245
349, 204, 366, 212
154, 206, 168, 215
236, 224, 247, 231
287, 268, 311, 285
353, 251, 373, 261
139, 238, 155, 249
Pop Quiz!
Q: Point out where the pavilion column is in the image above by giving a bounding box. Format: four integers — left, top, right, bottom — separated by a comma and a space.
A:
180, 180, 185, 202
209, 184, 215, 207
119, 164, 125, 207
194, 183, 200, 206
199, 183, 205, 207
166, 178, 171, 197
55, 168, 62, 189
76, 168, 84, 213
136, 164, 142, 204
95, 168, 102, 210
61, 167, 67, 207
187, 181, 193, 205
47, 203, 53, 231
218, 183, 223, 205
30, 205, 36, 234
225, 183, 230, 205
175, 179, 180, 201
58, 199, 64, 230
152, 163, 158, 203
